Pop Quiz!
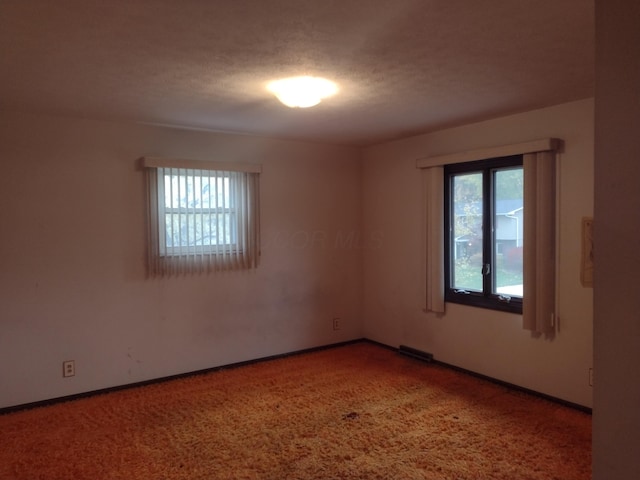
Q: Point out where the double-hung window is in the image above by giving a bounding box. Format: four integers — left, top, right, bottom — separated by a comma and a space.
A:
142, 157, 261, 276
444, 155, 523, 313
158, 169, 236, 255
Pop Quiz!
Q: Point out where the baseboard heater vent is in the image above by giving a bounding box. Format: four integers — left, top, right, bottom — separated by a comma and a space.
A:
398, 345, 434, 363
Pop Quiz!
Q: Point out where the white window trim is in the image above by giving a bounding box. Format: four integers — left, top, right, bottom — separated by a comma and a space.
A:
156, 169, 238, 256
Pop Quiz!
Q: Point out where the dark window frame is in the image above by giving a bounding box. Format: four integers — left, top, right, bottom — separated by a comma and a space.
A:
444, 155, 523, 314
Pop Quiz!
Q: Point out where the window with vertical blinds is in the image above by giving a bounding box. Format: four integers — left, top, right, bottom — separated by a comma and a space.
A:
142, 157, 261, 276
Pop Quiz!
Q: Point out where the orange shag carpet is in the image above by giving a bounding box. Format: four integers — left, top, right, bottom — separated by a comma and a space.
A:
0, 342, 591, 479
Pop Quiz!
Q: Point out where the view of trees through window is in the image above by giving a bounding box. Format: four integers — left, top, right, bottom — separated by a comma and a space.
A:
161, 171, 236, 251
450, 166, 523, 297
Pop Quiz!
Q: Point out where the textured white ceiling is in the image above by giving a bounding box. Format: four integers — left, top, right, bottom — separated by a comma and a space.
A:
0, 0, 594, 146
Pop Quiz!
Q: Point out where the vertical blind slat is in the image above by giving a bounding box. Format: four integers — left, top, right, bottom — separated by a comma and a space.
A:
206, 169, 212, 271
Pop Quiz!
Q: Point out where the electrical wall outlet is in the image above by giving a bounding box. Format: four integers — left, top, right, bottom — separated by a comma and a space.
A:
63, 360, 75, 378
332, 318, 341, 330
589, 367, 593, 387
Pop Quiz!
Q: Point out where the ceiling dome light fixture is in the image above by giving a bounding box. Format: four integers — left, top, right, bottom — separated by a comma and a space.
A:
267, 76, 338, 108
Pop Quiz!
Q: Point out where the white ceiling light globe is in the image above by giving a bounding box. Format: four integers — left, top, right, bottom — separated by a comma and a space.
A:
267, 76, 338, 108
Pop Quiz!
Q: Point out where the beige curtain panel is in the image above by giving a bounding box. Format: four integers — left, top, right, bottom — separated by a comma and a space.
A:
522, 151, 556, 334
423, 166, 445, 314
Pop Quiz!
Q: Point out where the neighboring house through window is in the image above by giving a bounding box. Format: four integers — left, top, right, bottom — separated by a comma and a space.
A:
445, 155, 523, 313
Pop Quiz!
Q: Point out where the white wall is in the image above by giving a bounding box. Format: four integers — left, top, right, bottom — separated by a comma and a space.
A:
362, 99, 594, 407
0, 111, 363, 409
593, 1, 640, 478
0, 101, 597, 410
